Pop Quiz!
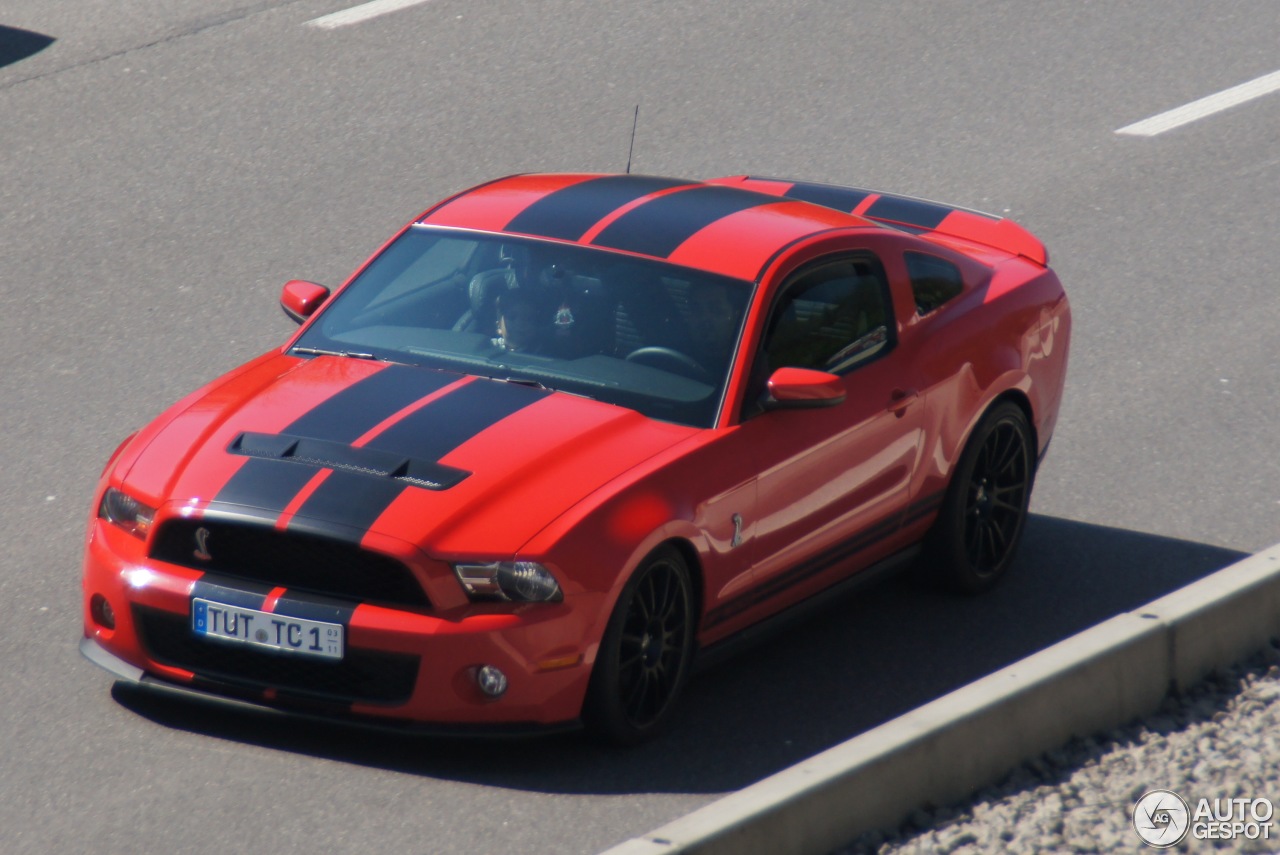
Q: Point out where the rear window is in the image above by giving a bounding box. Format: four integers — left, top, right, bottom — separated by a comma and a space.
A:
905, 252, 963, 315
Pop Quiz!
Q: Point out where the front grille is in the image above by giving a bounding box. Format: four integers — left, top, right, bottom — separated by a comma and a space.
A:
134, 606, 420, 705
150, 519, 430, 609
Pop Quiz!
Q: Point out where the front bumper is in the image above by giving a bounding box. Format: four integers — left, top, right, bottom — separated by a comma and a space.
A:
80, 637, 580, 738
82, 518, 596, 731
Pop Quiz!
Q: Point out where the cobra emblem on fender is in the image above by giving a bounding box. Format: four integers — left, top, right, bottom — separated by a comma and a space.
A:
193, 527, 213, 561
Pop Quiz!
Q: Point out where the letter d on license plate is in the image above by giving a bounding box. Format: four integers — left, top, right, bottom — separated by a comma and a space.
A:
192, 598, 344, 661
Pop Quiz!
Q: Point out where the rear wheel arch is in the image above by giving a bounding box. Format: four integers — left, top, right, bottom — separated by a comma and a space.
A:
927, 397, 1036, 593
990, 389, 1037, 453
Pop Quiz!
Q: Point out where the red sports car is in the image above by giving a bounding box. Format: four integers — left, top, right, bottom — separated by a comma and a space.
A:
81, 174, 1070, 744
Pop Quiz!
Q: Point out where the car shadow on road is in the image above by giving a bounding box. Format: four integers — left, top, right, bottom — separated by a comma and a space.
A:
112, 514, 1246, 795
0, 26, 55, 69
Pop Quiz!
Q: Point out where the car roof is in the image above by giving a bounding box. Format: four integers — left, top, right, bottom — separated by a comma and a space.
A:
415, 174, 877, 281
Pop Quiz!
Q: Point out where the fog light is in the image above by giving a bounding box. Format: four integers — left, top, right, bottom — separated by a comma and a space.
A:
476, 665, 508, 698
90, 594, 116, 630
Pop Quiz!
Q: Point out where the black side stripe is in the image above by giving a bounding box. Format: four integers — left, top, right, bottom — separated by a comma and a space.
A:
781, 181, 872, 213
591, 185, 777, 258
289, 379, 550, 537
704, 491, 945, 629
213, 365, 456, 514
902, 492, 944, 526
504, 175, 689, 241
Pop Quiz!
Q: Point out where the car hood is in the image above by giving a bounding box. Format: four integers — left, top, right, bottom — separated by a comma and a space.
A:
119, 355, 698, 555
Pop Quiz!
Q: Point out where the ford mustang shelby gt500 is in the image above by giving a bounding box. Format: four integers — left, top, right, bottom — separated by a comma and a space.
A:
82, 173, 1070, 744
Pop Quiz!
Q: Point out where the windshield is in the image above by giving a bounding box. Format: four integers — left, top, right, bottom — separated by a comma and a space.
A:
294, 227, 752, 428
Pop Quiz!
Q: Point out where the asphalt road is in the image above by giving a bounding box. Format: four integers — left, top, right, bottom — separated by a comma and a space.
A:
2, 1, 1277, 853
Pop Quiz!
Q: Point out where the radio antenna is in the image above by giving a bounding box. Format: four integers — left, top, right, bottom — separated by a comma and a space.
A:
625, 105, 639, 174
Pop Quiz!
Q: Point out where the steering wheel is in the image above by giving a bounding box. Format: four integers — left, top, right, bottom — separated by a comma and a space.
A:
625, 346, 712, 383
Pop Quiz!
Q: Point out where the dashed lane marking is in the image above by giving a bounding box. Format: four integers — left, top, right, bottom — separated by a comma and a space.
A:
306, 0, 435, 29
1117, 68, 1280, 137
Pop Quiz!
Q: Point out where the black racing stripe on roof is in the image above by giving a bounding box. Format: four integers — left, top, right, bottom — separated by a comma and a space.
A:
213, 365, 456, 514
503, 175, 690, 241
590, 185, 777, 258
781, 181, 872, 213
289, 379, 550, 536
863, 195, 952, 229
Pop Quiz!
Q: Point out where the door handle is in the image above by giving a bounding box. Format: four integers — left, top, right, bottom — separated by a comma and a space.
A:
887, 388, 918, 416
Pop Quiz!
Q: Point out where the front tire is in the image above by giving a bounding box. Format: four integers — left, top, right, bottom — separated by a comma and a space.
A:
928, 401, 1035, 593
584, 546, 694, 746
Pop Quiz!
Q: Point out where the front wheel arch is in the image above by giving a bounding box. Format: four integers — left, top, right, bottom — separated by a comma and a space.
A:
583, 543, 698, 745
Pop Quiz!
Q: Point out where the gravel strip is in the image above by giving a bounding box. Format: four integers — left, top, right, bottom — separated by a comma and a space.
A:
836, 642, 1280, 854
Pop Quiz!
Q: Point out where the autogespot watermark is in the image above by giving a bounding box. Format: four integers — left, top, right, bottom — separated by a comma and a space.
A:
1133, 789, 1275, 848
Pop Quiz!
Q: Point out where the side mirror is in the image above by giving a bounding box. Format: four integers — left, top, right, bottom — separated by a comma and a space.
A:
762, 366, 846, 410
280, 280, 330, 324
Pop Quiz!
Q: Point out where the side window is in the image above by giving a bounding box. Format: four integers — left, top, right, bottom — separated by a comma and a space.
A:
905, 252, 963, 315
762, 255, 893, 376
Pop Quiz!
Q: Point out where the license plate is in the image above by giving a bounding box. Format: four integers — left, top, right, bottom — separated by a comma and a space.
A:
192, 598, 344, 661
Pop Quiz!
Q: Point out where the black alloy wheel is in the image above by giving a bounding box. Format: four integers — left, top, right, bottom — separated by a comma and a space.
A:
584, 546, 694, 745
929, 401, 1034, 593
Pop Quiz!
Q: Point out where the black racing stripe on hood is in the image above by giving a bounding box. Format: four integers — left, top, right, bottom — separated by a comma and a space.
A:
781, 181, 872, 214
289, 378, 550, 537
590, 185, 776, 258
213, 365, 457, 513
191, 575, 354, 624
192, 577, 273, 610
268, 592, 355, 625
503, 175, 689, 241
228, 433, 472, 491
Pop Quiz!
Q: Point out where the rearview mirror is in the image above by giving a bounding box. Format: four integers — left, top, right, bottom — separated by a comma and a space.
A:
280, 280, 330, 324
762, 367, 846, 410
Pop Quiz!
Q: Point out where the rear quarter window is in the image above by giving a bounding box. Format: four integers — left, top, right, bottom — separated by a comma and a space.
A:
905, 252, 963, 315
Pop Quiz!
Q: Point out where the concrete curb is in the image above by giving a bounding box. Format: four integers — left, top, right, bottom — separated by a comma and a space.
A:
600, 543, 1280, 855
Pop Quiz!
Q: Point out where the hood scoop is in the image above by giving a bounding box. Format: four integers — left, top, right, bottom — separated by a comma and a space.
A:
229, 432, 471, 491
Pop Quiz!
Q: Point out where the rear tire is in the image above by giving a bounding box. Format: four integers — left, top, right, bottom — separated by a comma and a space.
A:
928, 401, 1034, 593
584, 546, 694, 746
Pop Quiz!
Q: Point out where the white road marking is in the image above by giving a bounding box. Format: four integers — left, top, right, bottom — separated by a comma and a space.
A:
1117, 69, 1280, 137
306, 0, 435, 29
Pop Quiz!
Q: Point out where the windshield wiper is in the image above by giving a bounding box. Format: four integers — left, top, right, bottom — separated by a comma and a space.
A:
292, 346, 381, 360
491, 375, 551, 391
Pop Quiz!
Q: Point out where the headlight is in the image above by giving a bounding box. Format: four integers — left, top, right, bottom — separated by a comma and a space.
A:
453, 561, 563, 603
98, 487, 156, 539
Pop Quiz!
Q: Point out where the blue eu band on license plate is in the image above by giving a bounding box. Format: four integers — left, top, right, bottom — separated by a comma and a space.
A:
191, 598, 345, 661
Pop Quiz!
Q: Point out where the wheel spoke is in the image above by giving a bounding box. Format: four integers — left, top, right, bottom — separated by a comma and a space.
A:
992, 497, 1022, 514
993, 428, 1018, 473
655, 565, 676, 620
625, 668, 648, 711
972, 446, 990, 484
965, 520, 982, 564
639, 574, 658, 621
987, 517, 1009, 554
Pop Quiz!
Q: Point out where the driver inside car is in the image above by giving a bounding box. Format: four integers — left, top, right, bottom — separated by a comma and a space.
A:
493, 288, 549, 353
